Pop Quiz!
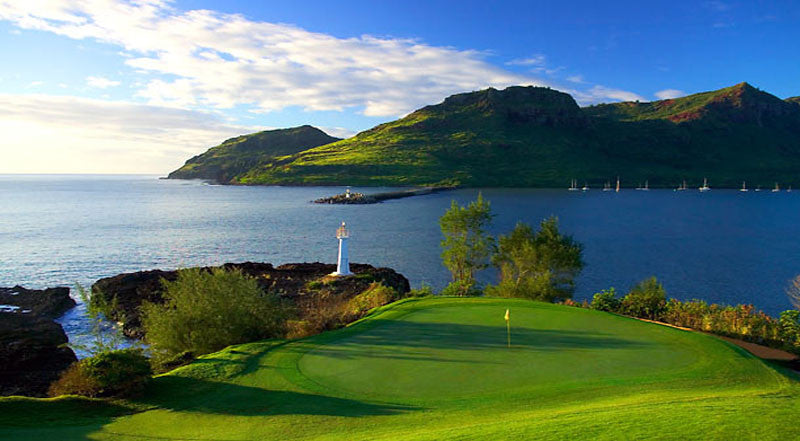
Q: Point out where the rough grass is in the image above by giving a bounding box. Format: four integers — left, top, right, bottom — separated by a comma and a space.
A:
1, 297, 798, 440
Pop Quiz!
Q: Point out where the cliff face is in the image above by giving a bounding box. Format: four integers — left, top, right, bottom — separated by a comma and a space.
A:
92, 262, 411, 338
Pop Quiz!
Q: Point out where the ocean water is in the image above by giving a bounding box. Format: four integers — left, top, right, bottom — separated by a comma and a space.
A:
2, 174, 799, 343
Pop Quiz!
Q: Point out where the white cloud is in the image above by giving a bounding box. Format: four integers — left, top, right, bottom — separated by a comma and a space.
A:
0, 94, 259, 174
0, 1, 540, 117
505, 55, 547, 66
566, 75, 585, 84
654, 89, 685, 100
319, 126, 357, 139
574, 86, 646, 104
86, 76, 121, 89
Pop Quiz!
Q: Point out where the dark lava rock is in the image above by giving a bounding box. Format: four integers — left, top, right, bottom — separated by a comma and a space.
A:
0, 314, 77, 397
93, 262, 411, 338
0, 286, 76, 319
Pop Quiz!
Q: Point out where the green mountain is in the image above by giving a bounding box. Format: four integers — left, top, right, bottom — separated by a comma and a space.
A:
172, 83, 800, 188
167, 125, 340, 183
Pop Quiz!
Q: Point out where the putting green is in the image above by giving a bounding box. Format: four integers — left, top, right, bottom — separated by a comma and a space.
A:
1, 297, 798, 440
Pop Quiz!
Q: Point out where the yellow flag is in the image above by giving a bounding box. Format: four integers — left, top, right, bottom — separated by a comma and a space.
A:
504, 309, 510, 321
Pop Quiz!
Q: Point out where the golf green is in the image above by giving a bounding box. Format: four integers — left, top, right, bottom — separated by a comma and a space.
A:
1, 297, 798, 440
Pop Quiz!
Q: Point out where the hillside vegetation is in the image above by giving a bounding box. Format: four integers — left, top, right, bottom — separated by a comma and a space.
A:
167, 125, 340, 183
2, 297, 798, 440
170, 83, 800, 188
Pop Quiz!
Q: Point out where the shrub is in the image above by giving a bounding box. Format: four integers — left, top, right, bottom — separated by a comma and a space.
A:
779, 310, 800, 353
142, 268, 289, 360
620, 277, 667, 320
49, 349, 151, 398
441, 280, 482, 297
590, 288, 620, 312
286, 283, 400, 339
346, 282, 398, 315
407, 283, 435, 298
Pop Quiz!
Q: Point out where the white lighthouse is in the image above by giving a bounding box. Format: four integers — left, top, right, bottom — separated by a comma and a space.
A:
332, 221, 352, 276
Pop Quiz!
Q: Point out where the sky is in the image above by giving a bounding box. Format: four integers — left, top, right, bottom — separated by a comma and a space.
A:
0, 0, 799, 174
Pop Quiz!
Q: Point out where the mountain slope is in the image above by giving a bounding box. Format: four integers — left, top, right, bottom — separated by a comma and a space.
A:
173, 83, 800, 188
167, 125, 340, 183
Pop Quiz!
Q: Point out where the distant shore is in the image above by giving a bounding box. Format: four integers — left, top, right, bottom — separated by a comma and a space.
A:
313, 186, 455, 204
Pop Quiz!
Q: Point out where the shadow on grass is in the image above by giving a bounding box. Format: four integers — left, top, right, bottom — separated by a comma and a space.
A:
135, 375, 418, 417
297, 319, 648, 361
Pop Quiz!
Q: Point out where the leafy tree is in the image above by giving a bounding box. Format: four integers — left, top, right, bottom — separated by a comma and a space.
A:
439, 193, 494, 296
788, 275, 800, 310
621, 276, 667, 320
487, 217, 584, 301
590, 288, 621, 312
71, 284, 128, 356
141, 268, 288, 361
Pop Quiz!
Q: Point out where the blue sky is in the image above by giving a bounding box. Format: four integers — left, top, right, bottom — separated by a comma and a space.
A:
0, 0, 798, 173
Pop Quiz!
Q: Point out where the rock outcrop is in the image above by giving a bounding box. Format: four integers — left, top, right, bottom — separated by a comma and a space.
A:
0, 287, 78, 397
93, 262, 410, 338
0, 286, 75, 318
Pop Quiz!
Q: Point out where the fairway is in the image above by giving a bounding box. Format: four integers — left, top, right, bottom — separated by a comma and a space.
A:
1, 297, 798, 440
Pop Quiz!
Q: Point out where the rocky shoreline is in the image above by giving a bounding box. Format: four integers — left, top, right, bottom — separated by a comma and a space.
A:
313, 186, 453, 204
0, 286, 77, 397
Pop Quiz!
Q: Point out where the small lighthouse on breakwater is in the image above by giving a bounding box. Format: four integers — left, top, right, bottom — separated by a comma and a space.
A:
331, 221, 352, 276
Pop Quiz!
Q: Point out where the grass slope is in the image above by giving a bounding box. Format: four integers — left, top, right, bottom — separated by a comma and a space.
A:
2, 297, 798, 440
167, 125, 340, 183
232, 83, 800, 188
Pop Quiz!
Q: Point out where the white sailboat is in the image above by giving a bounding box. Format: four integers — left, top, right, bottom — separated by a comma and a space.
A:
755, 185, 762, 192
675, 180, 687, 191
602, 181, 613, 192
568, 179, 579, 191
772, 182, 780, 192
699, 178, 710, 192
739, 181, 748, 192
636, 180, 650, 191
615, 176, 620, 193
581, 182, 589, 191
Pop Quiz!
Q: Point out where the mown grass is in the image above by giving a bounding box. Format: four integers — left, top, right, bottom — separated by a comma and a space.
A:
1, 297, 798, 440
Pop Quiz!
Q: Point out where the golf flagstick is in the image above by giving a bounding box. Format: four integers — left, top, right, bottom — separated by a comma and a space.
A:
504, 309, 510, 348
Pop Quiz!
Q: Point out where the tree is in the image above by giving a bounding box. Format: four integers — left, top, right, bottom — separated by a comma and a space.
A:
487, 217, 584, 301
142, 268, 288, 361
439, 193, 494, 296
621, 276, 667, 320
788, 275, 800, 310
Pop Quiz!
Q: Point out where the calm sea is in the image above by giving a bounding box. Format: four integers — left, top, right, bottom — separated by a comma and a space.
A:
2, 175, 799, 343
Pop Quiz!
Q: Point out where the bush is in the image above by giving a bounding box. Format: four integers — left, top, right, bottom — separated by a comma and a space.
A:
142, 268, 289, 360
346, 282, 398, 315
779, 310, 800, 353
286, 283, 400, 339
49, 349, 151, 398
620, 277, 667, 320
407, 283, 435, 298
590, 288, 620, 312
441, 280, 482, 297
